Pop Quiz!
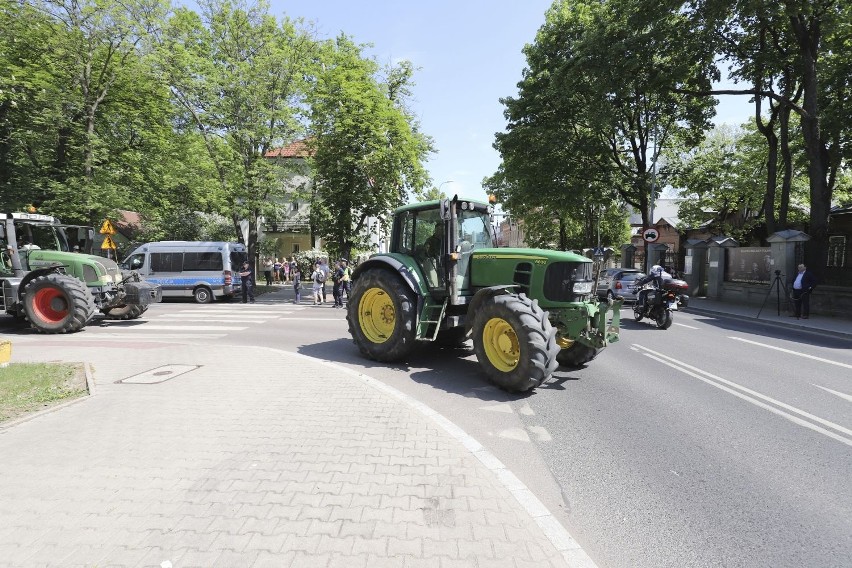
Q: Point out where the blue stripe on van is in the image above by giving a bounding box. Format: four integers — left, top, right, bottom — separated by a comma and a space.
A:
146, 277, 228, 287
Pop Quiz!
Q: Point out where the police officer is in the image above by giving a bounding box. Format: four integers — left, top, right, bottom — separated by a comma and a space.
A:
239, 261, 256, 303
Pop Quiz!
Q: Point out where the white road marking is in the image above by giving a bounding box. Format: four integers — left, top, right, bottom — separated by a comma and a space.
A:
177, 309, 281, 315
162, 313, 271, 319
674, 322, 699, 329
634, 344, 852, 447
146, 318, 270, 324
113, 325, 247, 331
528, 426, 552, 442
813, 384, 852, 403
273, 317, 346, 321
496, 428, 531, 442
729, 336, 852, 370
518, 402, 535, 416
48, 334, 226, 340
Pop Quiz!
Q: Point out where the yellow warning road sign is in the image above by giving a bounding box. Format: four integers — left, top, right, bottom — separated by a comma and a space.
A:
99, 219, 116, 235
101, 235, 117, 250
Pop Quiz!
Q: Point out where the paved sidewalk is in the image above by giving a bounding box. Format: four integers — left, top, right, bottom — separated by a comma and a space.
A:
0, 336, 588, 567
685, 297, 852, 340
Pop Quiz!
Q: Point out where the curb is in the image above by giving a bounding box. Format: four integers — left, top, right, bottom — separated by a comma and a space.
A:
0, 362, 93, 432
256, 346, 600, 568
686, 306, 852, 341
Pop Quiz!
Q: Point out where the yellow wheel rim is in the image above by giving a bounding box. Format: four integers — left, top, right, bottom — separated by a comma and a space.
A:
359, 287, 396, 343
557, 336, 575, 349
482, 317, 520, 372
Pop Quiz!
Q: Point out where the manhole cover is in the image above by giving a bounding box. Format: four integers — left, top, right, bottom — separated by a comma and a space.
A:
119, 365, 199, 384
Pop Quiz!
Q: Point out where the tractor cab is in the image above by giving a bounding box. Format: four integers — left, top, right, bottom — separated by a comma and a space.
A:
390, 196, 494, 303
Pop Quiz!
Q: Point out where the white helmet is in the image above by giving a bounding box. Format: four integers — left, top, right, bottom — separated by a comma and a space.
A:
651, 264, 663, 275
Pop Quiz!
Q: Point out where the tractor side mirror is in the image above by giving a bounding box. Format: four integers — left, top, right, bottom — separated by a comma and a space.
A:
439, 198, 451, 221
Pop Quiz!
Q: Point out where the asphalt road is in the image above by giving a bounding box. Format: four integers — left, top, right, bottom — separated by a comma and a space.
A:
6, 294, 850, 567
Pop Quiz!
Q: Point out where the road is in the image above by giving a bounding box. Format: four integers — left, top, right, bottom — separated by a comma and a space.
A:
7, 295, 851, 568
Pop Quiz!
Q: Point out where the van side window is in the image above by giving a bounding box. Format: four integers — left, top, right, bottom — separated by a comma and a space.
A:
151, 252, 182, 272
184, 252, 223, 271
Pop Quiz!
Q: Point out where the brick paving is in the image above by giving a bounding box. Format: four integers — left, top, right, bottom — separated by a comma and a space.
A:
0, 342, 574, 567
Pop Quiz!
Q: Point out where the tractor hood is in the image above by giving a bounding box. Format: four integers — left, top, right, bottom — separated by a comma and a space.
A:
25, 250, 123, 286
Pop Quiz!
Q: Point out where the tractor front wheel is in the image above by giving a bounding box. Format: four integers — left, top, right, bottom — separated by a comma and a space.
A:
23, 273, 95, 333
347, 269, 417, 362
556, 342, 601, 368
471, 293, 559, 392
102, 304, 148, 320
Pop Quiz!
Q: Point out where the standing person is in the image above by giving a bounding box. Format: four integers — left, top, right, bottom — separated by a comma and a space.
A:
790, 263, 817, 319
292, 266, 301, 304
289, 257, 298, 282
318, 257, 330, 302
339, 258, 352, 306
311, 263, 325, 305
282, 258, 289, 282
263, 257, 274, 286
331, 260, 344, 308
273, 258, 282, 283
238, 261, 255, 304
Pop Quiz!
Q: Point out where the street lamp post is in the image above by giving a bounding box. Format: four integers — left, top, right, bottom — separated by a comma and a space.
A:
438, 180, 455, 196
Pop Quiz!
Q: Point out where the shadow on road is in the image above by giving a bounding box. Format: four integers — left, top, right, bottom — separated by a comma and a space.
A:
296, 337, 586, 401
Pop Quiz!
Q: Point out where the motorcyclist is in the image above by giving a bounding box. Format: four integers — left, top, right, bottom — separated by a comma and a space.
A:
634, 264, 671, 309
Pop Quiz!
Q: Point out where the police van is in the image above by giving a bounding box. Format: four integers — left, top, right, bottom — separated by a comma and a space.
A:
122, 241, 247, 303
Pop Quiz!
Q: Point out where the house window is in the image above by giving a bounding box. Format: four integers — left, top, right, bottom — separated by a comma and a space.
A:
291, 202, 299, 212
292, 244, 300, 253
828, 236, 846, 267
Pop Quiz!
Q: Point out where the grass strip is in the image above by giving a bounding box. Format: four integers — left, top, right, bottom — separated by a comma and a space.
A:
0, 362, 87, 423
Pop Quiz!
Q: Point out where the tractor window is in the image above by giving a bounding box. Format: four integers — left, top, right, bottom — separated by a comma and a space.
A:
0, 234, 13, 276
29, 224, 63, 250
456, 210, 493, 252
397, 212, 415, 254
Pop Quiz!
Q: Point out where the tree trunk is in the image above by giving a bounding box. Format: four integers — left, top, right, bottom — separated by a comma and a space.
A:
754, 97, 779, 235
789, 13, 831, 276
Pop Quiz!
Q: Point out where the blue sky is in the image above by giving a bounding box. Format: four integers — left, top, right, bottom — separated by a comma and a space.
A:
269, 0, 752, 202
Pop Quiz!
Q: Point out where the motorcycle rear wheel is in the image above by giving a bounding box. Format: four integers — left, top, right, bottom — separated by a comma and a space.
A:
655, 309, 673, 330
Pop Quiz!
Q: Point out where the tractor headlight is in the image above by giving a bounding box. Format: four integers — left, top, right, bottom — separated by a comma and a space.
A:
572, 281, 593, 295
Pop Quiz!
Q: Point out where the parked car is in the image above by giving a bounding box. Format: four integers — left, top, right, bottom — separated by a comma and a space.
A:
596, 268, 646, 302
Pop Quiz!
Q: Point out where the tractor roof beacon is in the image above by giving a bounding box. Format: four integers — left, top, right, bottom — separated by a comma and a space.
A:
345, 196, 623, 392
0, 212, 162, 333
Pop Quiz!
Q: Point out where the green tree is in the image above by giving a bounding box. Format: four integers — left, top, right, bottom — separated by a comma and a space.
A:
684, 0, 852, 272
160, 0, 317, 261
493, 0, 714, 254
307, 37, 433, 261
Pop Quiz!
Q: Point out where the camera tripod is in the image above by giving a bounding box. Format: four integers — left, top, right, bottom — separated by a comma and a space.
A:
757, 270, 790, 318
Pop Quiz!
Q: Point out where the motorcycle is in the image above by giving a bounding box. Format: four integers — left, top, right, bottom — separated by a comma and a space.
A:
631, 278, 689, 330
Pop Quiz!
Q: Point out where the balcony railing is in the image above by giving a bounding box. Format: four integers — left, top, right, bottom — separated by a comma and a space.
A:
263, 220, 310, 233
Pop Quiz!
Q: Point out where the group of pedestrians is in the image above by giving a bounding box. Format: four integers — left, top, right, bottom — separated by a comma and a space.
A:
261, 257, 300, 286
246, 255, 352, 306
310, 258, 351, 307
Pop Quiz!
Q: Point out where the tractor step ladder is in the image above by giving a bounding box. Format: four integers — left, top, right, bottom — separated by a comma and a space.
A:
418, 298, 448, 341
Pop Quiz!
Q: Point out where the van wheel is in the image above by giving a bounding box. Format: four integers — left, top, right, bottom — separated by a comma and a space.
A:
193, 287, 213, 304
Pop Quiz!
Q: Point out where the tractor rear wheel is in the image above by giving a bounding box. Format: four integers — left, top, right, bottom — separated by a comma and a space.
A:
556, 342, 601, 368
471, 293, 559, 392
347, 269, 417, 362
102, 304, 148, 320
23, 273, 95, 333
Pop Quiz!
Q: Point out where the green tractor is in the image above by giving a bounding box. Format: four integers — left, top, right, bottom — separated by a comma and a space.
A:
346, 196, 622, 392
1, 212, 161, 333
